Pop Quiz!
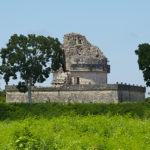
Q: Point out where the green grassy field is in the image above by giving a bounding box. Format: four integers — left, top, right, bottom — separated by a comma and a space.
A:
0, 102, 150, 150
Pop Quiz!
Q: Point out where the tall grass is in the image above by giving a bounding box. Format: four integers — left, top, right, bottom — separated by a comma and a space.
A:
0, 102, 150, 149
0, 90, 6, 103
1, 102, 150, 120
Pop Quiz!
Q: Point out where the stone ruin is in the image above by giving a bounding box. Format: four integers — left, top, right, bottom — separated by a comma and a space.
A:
52, 33, 110, 86
5, 33, 146, 103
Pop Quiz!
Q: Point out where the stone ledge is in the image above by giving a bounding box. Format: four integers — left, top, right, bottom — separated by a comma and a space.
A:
5, 83, 146, 92
70, 64, 110, 72
118, 84, 146, 92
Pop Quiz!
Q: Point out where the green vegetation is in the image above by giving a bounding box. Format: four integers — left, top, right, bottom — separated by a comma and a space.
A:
0, 102, 150, 149
135, 43, 150, 86
0, 34, 64, 104
0, 90, 6, 103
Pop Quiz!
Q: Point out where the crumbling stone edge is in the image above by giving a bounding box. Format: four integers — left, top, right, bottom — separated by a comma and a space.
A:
5, 83, 145, 92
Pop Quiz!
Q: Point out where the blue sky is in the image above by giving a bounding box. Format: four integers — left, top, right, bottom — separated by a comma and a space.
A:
0, 0, 150, 95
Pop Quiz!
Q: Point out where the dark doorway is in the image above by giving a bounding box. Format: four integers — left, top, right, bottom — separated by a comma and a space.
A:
74, 77, 80, 84
77, 77, 80, 84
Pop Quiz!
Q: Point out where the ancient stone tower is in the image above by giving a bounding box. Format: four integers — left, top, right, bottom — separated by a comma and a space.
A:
52, 33, 110, 86
6, 33, 145, 103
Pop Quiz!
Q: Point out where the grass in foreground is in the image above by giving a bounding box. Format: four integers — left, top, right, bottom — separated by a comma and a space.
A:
0, 102, 150, 149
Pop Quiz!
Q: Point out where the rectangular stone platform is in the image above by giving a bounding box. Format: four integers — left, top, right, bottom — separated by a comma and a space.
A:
6, 84, 146, 103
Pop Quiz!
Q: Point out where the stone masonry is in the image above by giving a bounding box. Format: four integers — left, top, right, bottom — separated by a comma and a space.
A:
6, 84, 145, 103
52, 33, 110, 86
6, 33, 146, 103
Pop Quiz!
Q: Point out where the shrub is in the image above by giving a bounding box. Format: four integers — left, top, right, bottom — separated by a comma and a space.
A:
0, 90, 6, 103
145, 97, 150, 102
0, 115, 150, 149
12, 118, 41, 150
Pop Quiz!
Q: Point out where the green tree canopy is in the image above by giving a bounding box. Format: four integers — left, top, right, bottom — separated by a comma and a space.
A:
135, 43, 150, 86
0, 34, 64, 104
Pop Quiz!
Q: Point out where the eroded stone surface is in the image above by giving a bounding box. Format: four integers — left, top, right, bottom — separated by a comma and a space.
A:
52, 33, 110, 86
6, 84, 146, 103
5, 33, 146, 103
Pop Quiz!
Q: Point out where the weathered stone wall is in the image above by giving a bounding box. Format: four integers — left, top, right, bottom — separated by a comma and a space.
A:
6, 84, 145, 103
62, 33, 110, 72
71, 72, 107, 84
117, 84, 145, 102
52, 33, 110, 86
118, 90, 145, 102
6, 90, 118, 103
52, 72, 69, 86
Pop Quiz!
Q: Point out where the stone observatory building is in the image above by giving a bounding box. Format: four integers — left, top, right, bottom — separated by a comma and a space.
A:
52, 33, 110, 86
6, 33, 146, 103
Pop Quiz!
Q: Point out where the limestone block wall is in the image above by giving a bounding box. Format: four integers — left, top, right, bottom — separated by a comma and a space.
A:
52, 72, 68, 85
6, 90, 118, 103
118, 90, 145, 102
117, 84, 145, 102
71, 71, 107, 84
6, 84, 145, 103
62, 33, 110, 73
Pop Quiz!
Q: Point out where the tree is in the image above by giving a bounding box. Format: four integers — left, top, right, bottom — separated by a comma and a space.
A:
135, 43, 150, 86
0, 34, 64, 104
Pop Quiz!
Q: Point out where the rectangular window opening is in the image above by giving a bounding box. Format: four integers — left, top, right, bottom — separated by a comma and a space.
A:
77, 77, 80, 84
74, 77, 80, 84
